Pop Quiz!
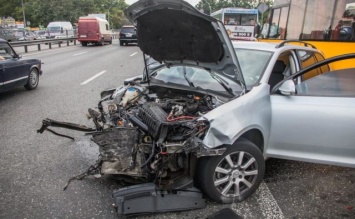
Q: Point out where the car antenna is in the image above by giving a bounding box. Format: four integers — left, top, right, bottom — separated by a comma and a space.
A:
143, 53, 150, 85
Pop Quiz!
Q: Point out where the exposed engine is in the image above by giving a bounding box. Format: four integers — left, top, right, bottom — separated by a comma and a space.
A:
88, 84, 220, 185
37, 83, 227, 189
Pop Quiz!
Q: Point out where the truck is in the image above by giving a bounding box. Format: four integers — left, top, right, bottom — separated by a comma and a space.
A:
77, 16, 113, 46
45, 21, 75, 39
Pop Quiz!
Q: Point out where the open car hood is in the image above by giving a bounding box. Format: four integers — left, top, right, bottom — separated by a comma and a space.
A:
124, 0, 245, 87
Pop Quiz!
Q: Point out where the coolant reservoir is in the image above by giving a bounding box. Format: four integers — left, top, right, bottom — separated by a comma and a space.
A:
120, 87, 139, 107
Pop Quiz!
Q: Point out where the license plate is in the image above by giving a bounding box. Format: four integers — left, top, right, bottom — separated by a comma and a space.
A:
235, 32, 252, 37
126, 33, 133, 37
80, 35, 87, 38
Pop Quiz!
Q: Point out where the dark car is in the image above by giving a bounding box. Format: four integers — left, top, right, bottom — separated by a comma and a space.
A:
119, 25, 137, 46
0, 38, 42, 92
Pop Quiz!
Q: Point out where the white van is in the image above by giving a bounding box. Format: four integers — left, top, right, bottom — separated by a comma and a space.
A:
46, 21, 74, 39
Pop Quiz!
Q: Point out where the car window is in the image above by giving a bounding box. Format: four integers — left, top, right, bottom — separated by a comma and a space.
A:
314, 52, 330, 73
0, 43, 15, 60
295, 68, 355, 97
121, 27, 136, 34
152, 66, 242, 93
297, 50, 329, 80
269, 51, 298, 88
235, 49, 273, 87
47, 27, 61, 33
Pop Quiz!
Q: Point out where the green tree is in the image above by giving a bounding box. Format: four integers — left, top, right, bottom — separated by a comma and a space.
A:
0, 0, 129, 28
0, 0, 26, 26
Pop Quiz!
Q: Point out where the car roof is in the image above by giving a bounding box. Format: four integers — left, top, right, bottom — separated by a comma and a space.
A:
121, 25, 135, 28
0, 38, 7, 43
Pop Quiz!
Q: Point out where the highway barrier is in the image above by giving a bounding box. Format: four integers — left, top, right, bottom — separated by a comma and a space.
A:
9, 33, 119, 53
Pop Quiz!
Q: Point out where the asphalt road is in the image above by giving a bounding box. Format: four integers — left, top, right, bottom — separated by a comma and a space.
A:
0, 40, 354, 219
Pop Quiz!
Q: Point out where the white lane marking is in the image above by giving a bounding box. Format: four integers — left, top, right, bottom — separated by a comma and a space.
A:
80, 70, 107, 85
230, 182, 284, 218
256, 182, 284, 218
73, 52, 87, 56
130, 52, 138, 57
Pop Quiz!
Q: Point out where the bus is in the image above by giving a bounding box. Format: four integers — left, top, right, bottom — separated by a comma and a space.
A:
210, 8, 259, 41
260, 0, 355, 69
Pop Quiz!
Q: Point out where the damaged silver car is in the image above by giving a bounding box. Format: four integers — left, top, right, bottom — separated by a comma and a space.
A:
37, 0, 355, 213
38, 0, 261, 205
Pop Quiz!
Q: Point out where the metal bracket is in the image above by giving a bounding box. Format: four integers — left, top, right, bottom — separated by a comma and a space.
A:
37, 118, 96, 140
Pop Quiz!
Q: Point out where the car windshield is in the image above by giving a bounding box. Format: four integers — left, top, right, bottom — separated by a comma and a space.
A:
152, 66, 243, 94
47, 27, 61, 33
0, 43, 15, 59
235, 48, 273, 88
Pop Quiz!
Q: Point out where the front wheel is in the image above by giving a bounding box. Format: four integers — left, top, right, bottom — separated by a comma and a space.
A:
197, 139, 265, 203
24, 68, 39, 90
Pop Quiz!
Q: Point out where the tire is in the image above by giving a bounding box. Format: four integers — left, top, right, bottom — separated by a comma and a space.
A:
109, 38, 112, 44
197, 139, 265, 203
119, 41, 123, 46
82, 42, 87, 46
100, 38, 104, 46
24, 68, 39, 90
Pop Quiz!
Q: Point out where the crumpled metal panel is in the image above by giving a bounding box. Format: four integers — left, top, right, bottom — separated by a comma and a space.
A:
201, 84, 271, 149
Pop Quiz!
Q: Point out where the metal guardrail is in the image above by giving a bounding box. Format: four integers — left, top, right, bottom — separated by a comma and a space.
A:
9, 37, 78, 53
9, 33, 119, 53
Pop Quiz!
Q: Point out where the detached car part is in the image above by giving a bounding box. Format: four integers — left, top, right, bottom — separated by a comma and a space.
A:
113, 183, 205, 216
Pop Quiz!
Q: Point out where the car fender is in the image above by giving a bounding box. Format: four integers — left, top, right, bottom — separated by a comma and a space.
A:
30, 63, 42, 75
202, 83, 271, 150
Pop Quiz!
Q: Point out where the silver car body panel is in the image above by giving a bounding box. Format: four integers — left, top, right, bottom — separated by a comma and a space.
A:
268, 94, 355, 167
202, 83, 271, 148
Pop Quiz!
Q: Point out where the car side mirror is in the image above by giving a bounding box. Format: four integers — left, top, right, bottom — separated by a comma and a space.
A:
278, 80, 295, 95
13, 54, 21, 59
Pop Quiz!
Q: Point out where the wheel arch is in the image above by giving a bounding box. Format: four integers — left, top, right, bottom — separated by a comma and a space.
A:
29, 65, 40, 75
237, 128, 264, 153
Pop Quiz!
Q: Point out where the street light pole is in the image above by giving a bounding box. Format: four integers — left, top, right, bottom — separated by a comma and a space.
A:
21, 0, 26, 28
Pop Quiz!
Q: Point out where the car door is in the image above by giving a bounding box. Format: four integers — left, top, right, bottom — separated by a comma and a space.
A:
0, 42, 29, 90
267, 60, 355, 168
0, 58, 4, 91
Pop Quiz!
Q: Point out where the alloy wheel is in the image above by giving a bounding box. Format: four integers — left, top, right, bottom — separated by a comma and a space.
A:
213, 151, 259, 197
